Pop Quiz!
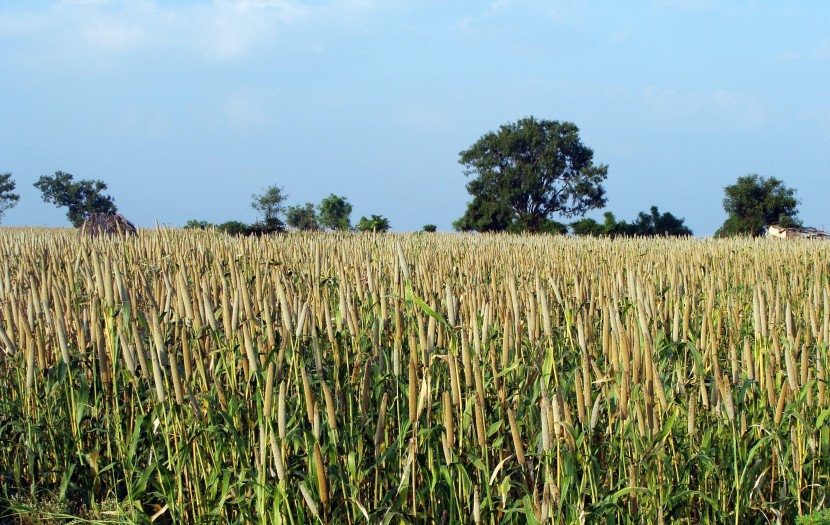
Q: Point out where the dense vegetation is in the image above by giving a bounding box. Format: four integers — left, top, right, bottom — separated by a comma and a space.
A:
0, 229, 828, 523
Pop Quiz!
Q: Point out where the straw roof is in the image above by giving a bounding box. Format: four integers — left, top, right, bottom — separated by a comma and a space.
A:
80, 213, 137, 238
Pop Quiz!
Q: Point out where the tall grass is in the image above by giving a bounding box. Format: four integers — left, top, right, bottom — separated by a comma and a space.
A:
0, 228, 828, 523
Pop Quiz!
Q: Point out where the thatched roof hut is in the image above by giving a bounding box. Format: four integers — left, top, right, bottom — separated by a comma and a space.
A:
81, 213, 137, 238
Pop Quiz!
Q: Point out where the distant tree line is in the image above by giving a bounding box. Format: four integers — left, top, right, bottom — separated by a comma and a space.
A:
0, 126, 807, 237
185, 187, 392, 235
570, 206, 692, 237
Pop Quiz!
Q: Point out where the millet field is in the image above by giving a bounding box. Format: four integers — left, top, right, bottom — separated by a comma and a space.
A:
0, 229, 828, 524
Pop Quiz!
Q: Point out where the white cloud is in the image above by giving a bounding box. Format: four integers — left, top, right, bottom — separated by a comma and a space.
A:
0, 0, 391, 66
189, 0, 312, 60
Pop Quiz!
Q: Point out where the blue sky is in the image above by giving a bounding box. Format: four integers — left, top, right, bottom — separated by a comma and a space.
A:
1, 0, 828, 234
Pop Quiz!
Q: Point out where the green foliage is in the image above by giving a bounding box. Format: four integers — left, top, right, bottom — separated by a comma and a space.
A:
356, 214, 390, 232
453, 195, 513, 232
571, 207, 692, 237
716, 174, 800, 237
568, 217, 601, 236
33, 171, 117, 227
216, 220, 282, 236
0, 172, 20, 224
251, 185, 287, 232
629, 206, 693, 236
183, 219, 213, 229
422, 224, 437, 233
456, 116, 608, 232
216, 220, 249, 236
318, 194, 352, 231
797, 509, 830, 525
534, 218, 569, 234
286, 202, 320, 231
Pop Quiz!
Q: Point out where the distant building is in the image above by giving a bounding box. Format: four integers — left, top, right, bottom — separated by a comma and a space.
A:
765, 224, 830, 240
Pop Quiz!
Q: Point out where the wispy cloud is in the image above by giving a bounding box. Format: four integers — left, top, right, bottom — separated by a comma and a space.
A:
777, 50, 801, 62
484, 0, 572, 21
80, 13, 146, 51
814, 36, 830, 59
711, 90, 766, 126
642, 85, 766, 127
651, 0, 714, 12
188, 0, 313, 60
774, 35, 830, 63
0, 0, 390, 66
642, 86, 705, 118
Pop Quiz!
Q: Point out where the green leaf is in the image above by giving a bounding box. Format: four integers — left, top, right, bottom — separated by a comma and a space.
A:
610, 486, 653, 502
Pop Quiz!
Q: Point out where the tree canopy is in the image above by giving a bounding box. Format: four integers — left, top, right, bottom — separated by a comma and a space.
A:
34, 171, 117, 227
286, 203, 320, 231
629, 206, 693, 236
716, 174, 800, 237
570, 212, 628, 237
0, 172, 20, 224
184, 220, 213, 230
356, 214, 390, 233
570, 207, 692, 237
454, 117, 608, 233
251, 185, 287, 232
318, 194, 352, 231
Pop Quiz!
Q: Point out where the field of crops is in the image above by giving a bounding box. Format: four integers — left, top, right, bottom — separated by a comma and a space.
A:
0, 228, 828, 524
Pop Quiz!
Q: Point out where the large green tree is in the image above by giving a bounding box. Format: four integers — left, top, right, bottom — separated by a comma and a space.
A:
318, 194, 352, 231
716, 174, 800, 237
251, 185, 287, 232
34, 171, 117, 227
0, 172, 20, 223
454, 117, 608, 233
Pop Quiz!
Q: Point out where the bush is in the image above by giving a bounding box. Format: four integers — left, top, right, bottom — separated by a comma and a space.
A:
216, 220, 284, 236
184, 220, 213, 230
